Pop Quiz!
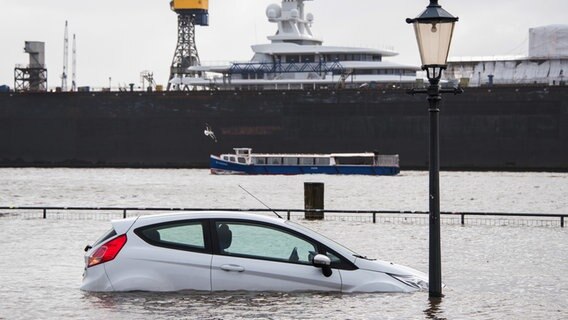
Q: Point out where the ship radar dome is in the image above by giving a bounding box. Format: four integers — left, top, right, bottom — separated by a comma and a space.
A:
266, 4, 282, 20
306, 13, 314, 23
290, 9, 299, 19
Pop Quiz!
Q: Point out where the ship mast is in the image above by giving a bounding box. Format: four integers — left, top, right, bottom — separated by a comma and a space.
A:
72, 34, 77, 91
61, 21, 69, 92
266, 0, 321, 45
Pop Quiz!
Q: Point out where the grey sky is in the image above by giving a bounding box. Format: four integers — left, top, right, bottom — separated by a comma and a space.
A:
1, 0, 567, 89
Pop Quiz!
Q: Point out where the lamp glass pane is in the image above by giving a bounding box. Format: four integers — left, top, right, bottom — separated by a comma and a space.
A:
413, 21, 455, 66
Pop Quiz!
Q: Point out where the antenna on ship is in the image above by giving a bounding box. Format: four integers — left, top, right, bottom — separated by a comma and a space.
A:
71, 34, 77, 91
238, 185, 283, 219
167, 0, 209, 91
61, 21, 69, 92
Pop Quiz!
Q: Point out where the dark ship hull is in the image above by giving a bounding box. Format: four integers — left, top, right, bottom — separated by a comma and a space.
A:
1, 86, 567, 171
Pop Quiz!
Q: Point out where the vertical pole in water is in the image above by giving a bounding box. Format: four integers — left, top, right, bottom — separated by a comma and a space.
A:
305, 182, 324, 220
43, 208, 47, 219
561, 216, 565, 228
123, 209, 127, 219
428, 78, 443, 298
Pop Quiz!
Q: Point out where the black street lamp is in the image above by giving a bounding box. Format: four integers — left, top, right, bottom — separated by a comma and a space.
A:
406, 0, 462, 298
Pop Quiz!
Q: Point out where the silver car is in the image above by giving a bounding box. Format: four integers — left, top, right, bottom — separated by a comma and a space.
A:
81, 212, 428, 292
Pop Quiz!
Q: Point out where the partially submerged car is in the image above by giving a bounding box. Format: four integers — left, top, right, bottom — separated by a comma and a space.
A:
81, 212, 428, 293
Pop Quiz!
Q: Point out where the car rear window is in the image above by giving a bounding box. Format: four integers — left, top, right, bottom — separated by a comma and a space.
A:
135, 220, 209, 253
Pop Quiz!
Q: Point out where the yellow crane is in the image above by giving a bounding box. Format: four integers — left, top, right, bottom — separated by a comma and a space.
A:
168, 0, 209, 91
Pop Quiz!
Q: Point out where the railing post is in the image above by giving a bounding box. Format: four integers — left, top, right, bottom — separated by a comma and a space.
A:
123, 209, 127, 219
287, 210, 291, 221
561, 216, 565, 228
461, 213, 465, 226
43, 208, 47, 219
373, 212, 376, 224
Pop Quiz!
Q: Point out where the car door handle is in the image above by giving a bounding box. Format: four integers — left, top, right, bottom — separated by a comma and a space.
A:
220, 264, 245, 272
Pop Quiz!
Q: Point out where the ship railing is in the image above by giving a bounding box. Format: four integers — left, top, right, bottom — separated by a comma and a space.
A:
0, 206, 565, 228
14, 63, 47, 69
229, 61, 344, 75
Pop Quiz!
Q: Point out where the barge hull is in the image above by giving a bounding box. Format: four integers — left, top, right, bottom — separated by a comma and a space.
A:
0, 86, 567, 171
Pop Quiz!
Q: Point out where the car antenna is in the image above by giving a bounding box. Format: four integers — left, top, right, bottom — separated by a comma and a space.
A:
238, 184, 283, 219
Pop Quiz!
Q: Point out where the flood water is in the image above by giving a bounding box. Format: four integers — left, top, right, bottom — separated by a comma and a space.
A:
0, 169, 567, 319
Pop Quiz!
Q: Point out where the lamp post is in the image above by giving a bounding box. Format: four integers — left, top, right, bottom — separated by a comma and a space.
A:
406, 0, 462, 298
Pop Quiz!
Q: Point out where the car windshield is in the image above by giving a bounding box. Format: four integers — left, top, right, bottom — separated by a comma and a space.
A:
284, 220, 370, 259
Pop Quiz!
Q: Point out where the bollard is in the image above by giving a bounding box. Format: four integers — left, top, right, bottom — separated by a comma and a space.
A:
304, 182, 324, 220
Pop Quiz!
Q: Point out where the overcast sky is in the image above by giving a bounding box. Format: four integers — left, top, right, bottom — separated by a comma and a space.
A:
1, 0, 567, 89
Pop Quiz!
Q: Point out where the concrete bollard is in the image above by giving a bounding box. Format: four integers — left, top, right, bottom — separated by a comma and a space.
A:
305, 182, 324, 220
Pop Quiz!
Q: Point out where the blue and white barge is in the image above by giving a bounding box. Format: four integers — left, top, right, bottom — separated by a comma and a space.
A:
210, 148, 399, 175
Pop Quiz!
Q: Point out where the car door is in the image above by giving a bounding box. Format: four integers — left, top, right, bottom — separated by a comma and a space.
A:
110, 219, 212, 292
210, 220, 342, 292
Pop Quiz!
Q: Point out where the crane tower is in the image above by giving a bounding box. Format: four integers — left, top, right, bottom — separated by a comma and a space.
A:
167, 0, 209, 91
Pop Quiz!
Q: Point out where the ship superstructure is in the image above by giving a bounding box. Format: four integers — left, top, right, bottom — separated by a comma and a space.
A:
180, 0, 420, 90
446, 25, 568, 87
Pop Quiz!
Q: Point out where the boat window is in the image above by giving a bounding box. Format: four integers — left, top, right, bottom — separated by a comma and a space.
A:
302, 55, 315, 63
222, 156, 229, 161
283, 157, 298, 165
372, 55, 382, 61
268, 157, 282, 165
287, 55, 300, 63
334, 156, 374, 165
237, 157, 246, 164
299, 157, 315, 165
253, 157, 266, 165
230, 156, 236, 162
315, 157, 330, 165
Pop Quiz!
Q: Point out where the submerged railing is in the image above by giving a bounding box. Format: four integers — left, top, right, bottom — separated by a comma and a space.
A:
0, 206, 565, 228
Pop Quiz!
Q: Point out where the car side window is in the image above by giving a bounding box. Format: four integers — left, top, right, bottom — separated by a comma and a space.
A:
136, 221, 207, 252
215, 221, 317, 265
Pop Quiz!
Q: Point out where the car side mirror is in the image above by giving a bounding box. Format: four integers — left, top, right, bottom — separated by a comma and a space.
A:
312, 254, 332, 277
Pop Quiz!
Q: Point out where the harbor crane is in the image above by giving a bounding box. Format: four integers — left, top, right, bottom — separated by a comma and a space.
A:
167, 0, 209, 91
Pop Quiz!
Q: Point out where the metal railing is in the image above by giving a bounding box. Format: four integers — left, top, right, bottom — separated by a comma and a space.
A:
0, 206, 565, 228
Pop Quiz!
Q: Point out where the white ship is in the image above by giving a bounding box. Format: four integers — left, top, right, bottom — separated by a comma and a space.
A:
446, 25, 568, 87
174, 0, 420, 90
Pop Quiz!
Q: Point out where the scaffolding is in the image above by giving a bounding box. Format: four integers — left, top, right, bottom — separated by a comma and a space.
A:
14, 41, 48, 92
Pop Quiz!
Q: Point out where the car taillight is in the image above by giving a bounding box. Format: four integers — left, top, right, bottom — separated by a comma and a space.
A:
87, 234, 127, 268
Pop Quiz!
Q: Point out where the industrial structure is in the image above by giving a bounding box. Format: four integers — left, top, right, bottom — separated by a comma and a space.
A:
14, 41, 48, 92
167, 0, 209, 91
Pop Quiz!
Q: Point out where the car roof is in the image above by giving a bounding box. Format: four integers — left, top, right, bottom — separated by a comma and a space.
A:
129, 211, 287, 228
116, 211, 358, 263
